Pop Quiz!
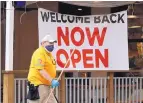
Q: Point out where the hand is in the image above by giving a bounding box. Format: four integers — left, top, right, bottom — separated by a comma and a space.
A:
51, 79, 59, 88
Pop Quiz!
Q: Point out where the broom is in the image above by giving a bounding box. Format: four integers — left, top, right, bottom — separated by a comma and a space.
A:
45, 49, 76, 103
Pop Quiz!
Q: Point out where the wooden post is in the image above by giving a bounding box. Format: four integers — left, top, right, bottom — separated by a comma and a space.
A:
59, 72, 66, 103
107, 76, 110, 103
107, 72, 114, 103
109, 72, 114, 103
3, 72, 14, 103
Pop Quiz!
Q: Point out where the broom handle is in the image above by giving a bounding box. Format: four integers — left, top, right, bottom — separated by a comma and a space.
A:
45, 49, 75, 103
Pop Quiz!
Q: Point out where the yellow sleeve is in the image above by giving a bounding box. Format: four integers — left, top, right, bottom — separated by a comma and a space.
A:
34, 53, 45, 70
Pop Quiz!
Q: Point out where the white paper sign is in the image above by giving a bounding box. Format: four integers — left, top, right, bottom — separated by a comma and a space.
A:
38, 8, 129, 71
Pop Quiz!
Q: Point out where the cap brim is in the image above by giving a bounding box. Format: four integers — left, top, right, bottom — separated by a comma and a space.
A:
49, 40, 57, 43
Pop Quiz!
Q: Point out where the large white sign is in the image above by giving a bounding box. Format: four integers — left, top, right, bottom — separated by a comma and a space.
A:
38, 8, 129, 71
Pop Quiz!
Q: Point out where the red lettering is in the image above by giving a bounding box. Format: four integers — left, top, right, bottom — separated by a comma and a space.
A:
56, 49, 70, 68
95, 49, 108, 68
86, 27, 107, 46
71, 27, 84, 46
70, 49, 81, 68
83, 49, 94, 68
57, 27, 69, 46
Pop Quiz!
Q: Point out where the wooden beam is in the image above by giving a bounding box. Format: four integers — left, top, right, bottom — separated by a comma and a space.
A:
3, 73, 14, 103
2, 70, 29, 74
2, 69, 143, 74
109, 72, 114, 103
59, 72, 66, 103
107, 76, 110, 103
107, 72, 114, 103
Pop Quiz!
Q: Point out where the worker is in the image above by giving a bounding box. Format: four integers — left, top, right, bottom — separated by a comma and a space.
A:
27, 34, 59, 103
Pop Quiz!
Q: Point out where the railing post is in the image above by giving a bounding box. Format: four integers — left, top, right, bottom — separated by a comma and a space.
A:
107, 72, 114, 103
3, 72, 14, 103
59, 72, 66, 103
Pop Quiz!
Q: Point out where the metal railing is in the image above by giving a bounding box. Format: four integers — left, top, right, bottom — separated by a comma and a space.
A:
15, 78, 28, 103
14, 77, 143, 103
15, 78, 58, 103
65, 77, 108, 103
14, 77, 108, 103
114, 77, 143, 103
14, 79, 59, 103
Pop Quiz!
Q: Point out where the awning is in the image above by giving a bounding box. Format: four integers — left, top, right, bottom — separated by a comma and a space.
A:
25, 1, 135, 7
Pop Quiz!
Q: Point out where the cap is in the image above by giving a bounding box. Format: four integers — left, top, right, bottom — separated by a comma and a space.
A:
41, 34, 57, 43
